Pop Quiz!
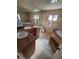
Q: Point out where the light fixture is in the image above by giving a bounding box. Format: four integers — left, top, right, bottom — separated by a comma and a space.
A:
33, 15, 39, 20
34, 9, 39, 12
51, 0, 57, 3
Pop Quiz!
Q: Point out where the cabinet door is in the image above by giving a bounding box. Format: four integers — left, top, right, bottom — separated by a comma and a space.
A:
49, 37, 59, 52
17, 34, 36, 51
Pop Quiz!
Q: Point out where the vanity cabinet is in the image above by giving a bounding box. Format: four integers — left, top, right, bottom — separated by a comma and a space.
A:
17, 28, 37, 59
49, 31, 62, 53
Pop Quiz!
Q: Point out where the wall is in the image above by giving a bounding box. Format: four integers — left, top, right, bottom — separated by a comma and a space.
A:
18, 11, 31, 22
42, 9, 62, 33
17, 9, 62, 32
29, 9, 62, 30
29, 12, 43, 26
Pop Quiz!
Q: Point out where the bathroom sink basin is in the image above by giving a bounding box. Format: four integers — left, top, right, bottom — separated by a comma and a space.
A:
17, 31, 28, 39
24, 26, 32, 29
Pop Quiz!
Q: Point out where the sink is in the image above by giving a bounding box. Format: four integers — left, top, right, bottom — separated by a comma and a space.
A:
24, 26, 32, 29
17, 51, 25, 59
17, 31, 28, 39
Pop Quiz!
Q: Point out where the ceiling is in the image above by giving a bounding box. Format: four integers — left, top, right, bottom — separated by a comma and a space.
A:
17, 0, 62, 12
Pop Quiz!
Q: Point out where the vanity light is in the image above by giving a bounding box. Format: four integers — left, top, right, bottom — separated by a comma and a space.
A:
33, 15, 39, 20
34, 9, 39, 12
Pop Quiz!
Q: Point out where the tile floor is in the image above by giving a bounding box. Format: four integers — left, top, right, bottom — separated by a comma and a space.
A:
30, 31, 54, 59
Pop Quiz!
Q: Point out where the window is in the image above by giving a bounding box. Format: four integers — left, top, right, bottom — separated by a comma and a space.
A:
17, 14, 21, 21
48, 15, 53, 21
53, 15, 58, 21
48, 14, 58, 27
48, 14, 58, 21
33, 15, 39, 20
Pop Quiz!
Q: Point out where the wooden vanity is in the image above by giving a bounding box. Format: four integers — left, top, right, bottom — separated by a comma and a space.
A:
49, 29, 62, 53
17, 27, 37, 59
